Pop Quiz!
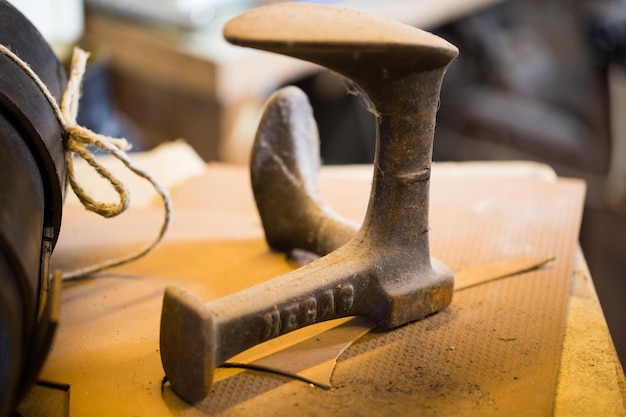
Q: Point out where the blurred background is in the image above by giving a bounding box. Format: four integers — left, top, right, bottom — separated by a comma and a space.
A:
11, 0, 626, 363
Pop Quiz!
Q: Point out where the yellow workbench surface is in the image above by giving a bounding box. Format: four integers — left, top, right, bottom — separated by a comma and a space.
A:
18, 143, 626, 416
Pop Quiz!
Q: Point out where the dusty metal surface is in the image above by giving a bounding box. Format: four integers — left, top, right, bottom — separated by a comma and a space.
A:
160, 2, 457, 403
250, 86, 358, 256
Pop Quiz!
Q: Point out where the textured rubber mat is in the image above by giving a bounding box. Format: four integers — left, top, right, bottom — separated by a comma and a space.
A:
44, 163, 585, 416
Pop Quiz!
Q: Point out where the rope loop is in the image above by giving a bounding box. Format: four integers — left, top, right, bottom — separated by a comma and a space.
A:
0, 44, 173, 280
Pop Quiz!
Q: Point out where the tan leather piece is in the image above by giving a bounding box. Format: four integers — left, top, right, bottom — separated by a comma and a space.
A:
221, 256, 555, 389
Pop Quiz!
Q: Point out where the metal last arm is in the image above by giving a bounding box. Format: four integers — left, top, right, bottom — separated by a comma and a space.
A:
160, 2, 458, 403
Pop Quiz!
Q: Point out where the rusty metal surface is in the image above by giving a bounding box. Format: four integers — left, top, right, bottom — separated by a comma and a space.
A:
160, 3, 457, 403
250, 86, 357, 256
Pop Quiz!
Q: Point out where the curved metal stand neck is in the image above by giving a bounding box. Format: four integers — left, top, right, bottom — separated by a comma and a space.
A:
160, 3, 458, 404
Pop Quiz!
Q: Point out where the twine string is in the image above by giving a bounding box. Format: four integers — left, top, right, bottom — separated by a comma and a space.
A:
0, 44, 172, 280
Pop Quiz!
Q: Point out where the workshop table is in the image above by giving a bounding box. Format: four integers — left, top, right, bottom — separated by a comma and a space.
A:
18, 143, 626, 416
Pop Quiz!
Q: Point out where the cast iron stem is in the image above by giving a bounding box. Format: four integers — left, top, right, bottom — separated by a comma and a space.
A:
160, 3, 458, 403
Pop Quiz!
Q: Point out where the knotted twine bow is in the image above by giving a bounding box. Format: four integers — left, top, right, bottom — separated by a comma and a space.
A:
0, 45, 172, 280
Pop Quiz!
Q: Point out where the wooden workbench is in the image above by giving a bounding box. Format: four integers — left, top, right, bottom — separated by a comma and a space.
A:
17, 143, 626, 416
